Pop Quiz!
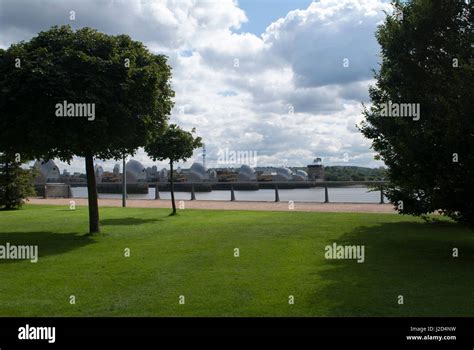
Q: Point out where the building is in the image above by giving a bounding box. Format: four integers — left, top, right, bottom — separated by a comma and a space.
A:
274, 167, 293, 181
208, 169, 217, 181
33, 159, 60, 183
145, 165, 159, 181
126, 160, 147, 182
94, 165, 104, 183
187, 162, 207, 182
158, 168, 168, 182
213, 167, 238, 182
237, 165, 257, 182
113, 164, 120, 176
307, 158, 324, 181
293, 170, 308, 181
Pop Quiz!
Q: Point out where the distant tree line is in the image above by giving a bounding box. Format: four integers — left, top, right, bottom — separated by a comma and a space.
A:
323, 166, 386, 182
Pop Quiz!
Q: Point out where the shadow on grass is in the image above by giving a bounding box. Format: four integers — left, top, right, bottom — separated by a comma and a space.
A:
0, 231, 95, 264
100, 218, 163, 226
313, 221, 474, 316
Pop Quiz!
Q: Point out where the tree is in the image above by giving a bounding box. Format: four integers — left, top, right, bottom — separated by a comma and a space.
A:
360, 0, 473, 224
0, 152, 35, 210
145, 124, 202, 215
0, 25, 174, 233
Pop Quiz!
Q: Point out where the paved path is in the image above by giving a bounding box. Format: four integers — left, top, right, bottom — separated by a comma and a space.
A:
28, 198, 396, 213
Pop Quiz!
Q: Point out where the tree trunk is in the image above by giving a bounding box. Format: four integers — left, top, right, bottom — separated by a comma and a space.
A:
122, 155, 127, 208
85, 153, 100, 233
4, 158, 11, 210
170, 160, 176, 215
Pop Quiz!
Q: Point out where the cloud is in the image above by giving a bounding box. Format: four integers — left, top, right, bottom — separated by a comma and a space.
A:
1, 0, 390, 172
263, 0, 391, 87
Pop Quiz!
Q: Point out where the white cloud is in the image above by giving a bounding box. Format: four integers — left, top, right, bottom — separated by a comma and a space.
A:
263, 0, 392, 87
0, 0, 391, 172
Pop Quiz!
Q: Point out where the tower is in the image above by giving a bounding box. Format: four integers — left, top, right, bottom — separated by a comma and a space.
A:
202, 143, 206, 168
307, 157, 324, 181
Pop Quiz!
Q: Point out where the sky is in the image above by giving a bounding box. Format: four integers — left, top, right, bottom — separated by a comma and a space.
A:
0, 0, 393, 173
236, 0, 314, 35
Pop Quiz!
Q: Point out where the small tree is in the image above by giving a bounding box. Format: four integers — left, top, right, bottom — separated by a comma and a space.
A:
145, 124, 202, 215
0, 152, 35, 210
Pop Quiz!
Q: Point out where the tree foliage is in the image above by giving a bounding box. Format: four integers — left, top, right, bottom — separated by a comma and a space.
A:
0, 25, 174, 232
324, 166, 387, 181
0, 25, 173, 159
145, 124, 202, 215
0, 152, 35, 210
360, 0, 474, 224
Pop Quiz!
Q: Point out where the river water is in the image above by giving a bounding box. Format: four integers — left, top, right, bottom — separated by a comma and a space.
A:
71, 186, 388, 203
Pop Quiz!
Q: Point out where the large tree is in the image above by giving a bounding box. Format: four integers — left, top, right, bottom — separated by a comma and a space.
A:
360, 0, 473, 224
145, 124, 202, 215
0, 25, 174, 232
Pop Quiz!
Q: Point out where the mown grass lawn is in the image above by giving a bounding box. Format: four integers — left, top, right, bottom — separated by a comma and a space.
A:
0, 205, 472, 316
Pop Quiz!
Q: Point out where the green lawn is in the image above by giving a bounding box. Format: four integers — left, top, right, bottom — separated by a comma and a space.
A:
0, 205, 472, 316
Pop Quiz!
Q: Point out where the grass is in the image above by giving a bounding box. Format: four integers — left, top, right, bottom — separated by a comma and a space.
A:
0, 204, 473, 317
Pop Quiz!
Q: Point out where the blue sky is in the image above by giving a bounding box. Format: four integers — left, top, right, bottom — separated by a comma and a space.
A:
236, 0, 314, 35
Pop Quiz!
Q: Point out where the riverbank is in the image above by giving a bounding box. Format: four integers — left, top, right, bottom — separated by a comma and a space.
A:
70, 186, 388, 203
27, 198, 396, 213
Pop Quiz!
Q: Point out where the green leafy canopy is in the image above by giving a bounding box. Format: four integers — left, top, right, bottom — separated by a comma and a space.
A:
145, 124, 203, 164
0, 25, 175, 161
359, 0, 474, 224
